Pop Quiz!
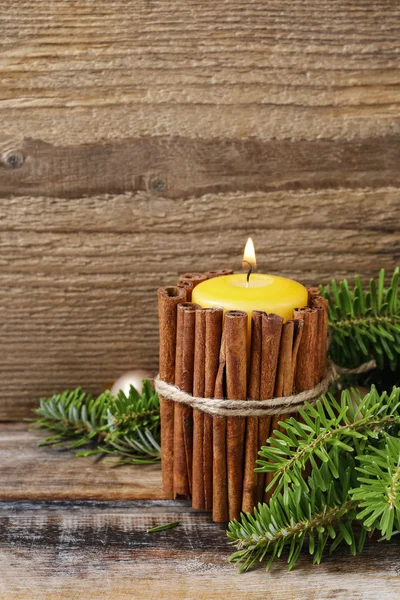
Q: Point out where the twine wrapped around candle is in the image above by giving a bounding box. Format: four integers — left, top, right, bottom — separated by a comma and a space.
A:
154, 359, 376, 418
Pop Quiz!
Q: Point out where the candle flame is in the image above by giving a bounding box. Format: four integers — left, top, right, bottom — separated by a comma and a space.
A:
242, 237, 256, 271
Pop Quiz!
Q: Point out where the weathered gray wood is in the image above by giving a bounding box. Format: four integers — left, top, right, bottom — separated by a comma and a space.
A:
0, 422, 398, 599
1, 189, 399, 419
0, 423, 164, 500
0, 499, 399, 599
1, 136, 400, 199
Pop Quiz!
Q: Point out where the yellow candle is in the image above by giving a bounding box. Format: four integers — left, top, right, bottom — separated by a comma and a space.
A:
192, 272, 307, 322
192, 238, 308, 328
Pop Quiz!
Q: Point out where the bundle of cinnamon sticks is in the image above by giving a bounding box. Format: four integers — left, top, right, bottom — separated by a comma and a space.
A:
158, 273, 328, 522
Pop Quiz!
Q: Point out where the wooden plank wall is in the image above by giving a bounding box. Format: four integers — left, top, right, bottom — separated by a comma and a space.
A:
1, 1, 399, 419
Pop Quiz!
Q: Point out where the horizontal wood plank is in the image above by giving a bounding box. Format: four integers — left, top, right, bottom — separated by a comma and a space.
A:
1, 136, 400, 199
1, 188, 399, 418
0, 423, 164, 500
1, 1, 400, 146
0, 499, 399, 599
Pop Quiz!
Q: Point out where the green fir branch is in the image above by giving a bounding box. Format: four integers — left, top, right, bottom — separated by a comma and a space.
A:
351, 434, 400, 540
30, 381, 161, 464
31, 388, 110, 449
229, 386, 400, 572
256, 387, 400, 500
321, 267, 400, 370
228, 458, 361, 572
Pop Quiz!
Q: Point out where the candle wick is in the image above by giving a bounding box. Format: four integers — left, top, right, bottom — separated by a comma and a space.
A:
243, 260, 253, 286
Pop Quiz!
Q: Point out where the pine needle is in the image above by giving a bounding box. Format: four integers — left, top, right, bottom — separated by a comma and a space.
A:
146, 521, 180, 533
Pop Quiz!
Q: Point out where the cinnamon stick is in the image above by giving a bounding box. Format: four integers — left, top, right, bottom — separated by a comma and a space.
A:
192, 306, 224, 510
275, 320, 295, 397
288, 318, 304, 394
225, 310, 248, 521
203, 307, 223, 511
157, 286, 187, 498
309, 294, 329, 381
179, 272, 207, 287
206, 269, 233, 279
177, 279, 194, 302
213, 329, 228, 522
265, 320, 295, 501
174, 302, 199, 498
294, 307, 319, 392
256, 313, 283, 504
307, 287, 321, 304
192, 309, 206, 509
242, 311, 263, 513
292, 308, 319, 491
260, 314, 284, 399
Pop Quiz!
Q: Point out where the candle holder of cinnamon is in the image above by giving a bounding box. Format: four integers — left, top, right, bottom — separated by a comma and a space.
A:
157, 273, 328, 523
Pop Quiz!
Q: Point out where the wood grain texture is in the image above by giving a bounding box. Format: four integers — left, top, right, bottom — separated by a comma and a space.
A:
1, 3, 399, 595
0, 423, 164, 500
1, 136, 400, 199
1, 0, 400, 417
0, 422, 399, 599
0, 499, 399, 600
1, 188, 399, 419
0, 0, 400, 145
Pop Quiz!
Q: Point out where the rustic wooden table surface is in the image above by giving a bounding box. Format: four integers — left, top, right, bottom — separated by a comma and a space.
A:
0, 422, 399, 600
